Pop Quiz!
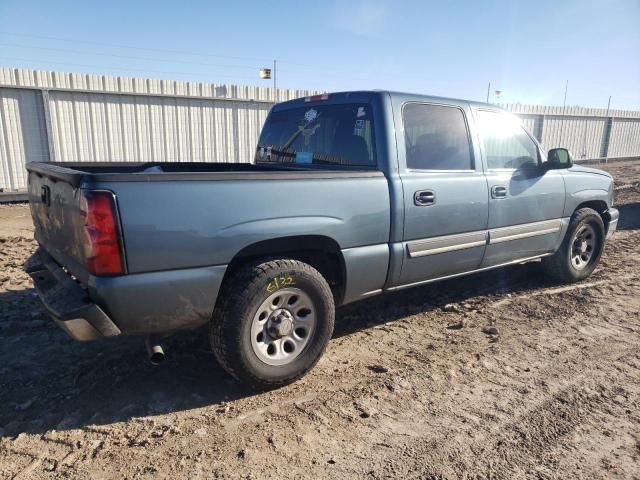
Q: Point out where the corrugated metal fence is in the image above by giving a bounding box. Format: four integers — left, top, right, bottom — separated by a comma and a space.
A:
1, 67, 639, 191
0, 67, 319, 191
509, 104, 640, 160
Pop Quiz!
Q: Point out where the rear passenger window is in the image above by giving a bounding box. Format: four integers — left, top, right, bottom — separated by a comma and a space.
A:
475, 110, 540, 170
403, 103, 473, 170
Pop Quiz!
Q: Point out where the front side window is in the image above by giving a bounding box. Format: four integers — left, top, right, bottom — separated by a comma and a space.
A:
475, 110, 540, 169
403, 103, 473, 170
256, 103, 376, 167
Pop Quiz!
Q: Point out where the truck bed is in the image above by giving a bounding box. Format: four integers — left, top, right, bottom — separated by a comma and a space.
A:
26, 161, 381, 188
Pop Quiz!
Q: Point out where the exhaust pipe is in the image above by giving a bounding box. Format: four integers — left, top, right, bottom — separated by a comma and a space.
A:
145, 336, 165, 365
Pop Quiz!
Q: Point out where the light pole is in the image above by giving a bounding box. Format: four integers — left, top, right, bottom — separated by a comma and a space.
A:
273, 59, 277, 91
260, 60, 277, 99
559, 80, 569, 146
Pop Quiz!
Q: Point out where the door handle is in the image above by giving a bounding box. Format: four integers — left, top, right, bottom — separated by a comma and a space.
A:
414, 190, 436, 206
491, 186, 507, 199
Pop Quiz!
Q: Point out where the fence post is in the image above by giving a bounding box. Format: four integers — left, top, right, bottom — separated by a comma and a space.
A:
600, 116, 614, 163
537, 115, 545, 144
40, 89, 56, 163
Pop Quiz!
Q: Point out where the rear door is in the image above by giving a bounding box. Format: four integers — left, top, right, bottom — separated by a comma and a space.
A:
396, 101, 489, 286
474, 109, 566, 266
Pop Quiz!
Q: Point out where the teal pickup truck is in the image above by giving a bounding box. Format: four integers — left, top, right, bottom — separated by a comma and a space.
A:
25, 91, 618, 388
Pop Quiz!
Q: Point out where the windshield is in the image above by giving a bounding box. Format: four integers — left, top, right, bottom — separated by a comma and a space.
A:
256, 103, 376, 167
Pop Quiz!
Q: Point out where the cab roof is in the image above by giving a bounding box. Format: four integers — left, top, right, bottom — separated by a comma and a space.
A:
273, 90, 498, 111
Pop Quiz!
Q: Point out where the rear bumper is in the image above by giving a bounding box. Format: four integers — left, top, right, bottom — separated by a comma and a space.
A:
605, 207, 619, 240
26, 247, 228, 339
25, 248, 121, 341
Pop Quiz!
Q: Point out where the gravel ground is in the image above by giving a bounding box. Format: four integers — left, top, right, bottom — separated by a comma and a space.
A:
1, 161, 639, 479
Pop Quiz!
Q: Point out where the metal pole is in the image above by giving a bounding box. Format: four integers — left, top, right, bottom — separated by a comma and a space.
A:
559, 80, 568, 146
604, 96, 612, 163
486, 82, 491, 103
581, 108, 588, 159
40, 89, 56, 163
273, 59, 277, 91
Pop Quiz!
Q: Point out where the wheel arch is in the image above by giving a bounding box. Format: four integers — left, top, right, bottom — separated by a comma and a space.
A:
574, 200, 610, 230
222, 235, 347, 305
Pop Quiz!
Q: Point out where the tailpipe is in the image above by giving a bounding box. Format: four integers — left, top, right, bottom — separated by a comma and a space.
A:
145, 336, 165, 365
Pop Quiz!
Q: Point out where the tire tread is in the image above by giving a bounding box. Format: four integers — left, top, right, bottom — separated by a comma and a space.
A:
209, 258, 334, 389
542, 208, 605, 282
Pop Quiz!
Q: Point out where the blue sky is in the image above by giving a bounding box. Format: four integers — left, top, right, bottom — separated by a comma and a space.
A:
0, 0, 638, 109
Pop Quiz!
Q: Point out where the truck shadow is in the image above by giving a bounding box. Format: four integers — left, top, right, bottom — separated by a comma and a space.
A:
333, 261, 554, 338
333, 198, 640, 338
0, 289, 249, 437
0, 261, 555, 438
617, 202, 640, 230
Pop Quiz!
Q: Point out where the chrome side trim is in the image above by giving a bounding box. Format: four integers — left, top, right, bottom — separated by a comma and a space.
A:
407, 231, 487, 258
361, 289, 383, 297
489, 219, 562, 244
388, 253, 553, 292
405, 218, 565, 259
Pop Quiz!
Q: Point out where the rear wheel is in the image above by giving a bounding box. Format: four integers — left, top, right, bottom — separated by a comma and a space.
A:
542, 208, 605, 282
210, 259, 335, 389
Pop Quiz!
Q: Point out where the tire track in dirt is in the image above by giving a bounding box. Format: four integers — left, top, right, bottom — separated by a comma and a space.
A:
337, 285, 640, 479
283, 231, 640, 478
1, 163, 640, 479
199, 261, 638, 479
454, 348, 639, 479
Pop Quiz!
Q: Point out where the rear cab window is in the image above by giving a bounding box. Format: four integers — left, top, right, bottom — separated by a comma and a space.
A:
256, 103, 376, 168
402, 103, 474, 171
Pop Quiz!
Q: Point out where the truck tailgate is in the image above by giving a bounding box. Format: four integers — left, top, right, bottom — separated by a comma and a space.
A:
26, 163, 88, 278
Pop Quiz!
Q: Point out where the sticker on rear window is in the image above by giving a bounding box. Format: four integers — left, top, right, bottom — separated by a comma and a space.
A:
304, 108, 318, 123
296, 151, 313, 164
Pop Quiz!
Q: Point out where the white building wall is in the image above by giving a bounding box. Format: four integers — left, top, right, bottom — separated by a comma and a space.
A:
0, 87, 49, 190
609, 119, 640, 157
1, 67, 639, 191
45, 91, 272, 164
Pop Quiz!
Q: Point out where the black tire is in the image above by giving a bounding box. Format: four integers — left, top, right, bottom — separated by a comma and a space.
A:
209, 259, 335, 389
542, 207, 605, 282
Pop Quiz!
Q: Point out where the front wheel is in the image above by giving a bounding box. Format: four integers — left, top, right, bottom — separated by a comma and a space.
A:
210, 259, 335, 389
542, 207, 605, 282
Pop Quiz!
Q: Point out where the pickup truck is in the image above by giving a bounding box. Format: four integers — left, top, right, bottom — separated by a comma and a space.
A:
25, 91, 619, 388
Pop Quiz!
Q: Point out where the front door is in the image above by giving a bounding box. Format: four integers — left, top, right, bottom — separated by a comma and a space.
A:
474, 109, 566, 266
398, 102, 489, 286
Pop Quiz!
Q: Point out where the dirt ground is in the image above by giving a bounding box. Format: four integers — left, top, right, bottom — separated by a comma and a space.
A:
1, 162, 639, 480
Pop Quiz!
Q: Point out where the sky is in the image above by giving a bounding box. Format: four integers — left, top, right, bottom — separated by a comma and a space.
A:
0, 0, 638, 109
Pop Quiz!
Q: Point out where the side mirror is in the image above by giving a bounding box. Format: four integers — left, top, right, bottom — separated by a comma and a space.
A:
546, 148, 573, 169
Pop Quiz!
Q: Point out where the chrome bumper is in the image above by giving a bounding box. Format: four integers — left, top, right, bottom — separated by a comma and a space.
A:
606, 207, 619, 240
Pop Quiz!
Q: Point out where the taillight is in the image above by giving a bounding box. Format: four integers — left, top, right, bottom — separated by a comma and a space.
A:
80, 191, 124, 276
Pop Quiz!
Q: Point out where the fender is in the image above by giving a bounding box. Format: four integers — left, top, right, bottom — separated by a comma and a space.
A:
564, 188, 609, 217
